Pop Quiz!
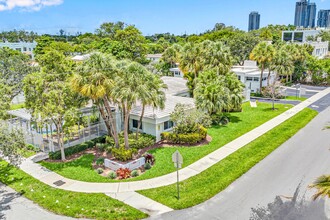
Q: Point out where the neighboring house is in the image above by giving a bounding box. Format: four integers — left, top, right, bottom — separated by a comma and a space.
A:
169, 63, 184, 78
72, 54, 91, 62
129, 76, 192, 141
282, 29, 329, 58
232, 61, 275, 93
146, 54, 162, 63
0, 41, 37, 59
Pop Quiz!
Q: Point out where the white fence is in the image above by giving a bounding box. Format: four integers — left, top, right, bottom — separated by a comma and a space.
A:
104, 157, 145, 171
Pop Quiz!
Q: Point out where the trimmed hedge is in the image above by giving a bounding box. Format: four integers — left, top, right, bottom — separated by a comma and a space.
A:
161, 126, 207, 145
49, 136, 106, 160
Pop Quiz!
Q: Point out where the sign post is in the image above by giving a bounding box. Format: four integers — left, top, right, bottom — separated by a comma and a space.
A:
172, 150, 183, 200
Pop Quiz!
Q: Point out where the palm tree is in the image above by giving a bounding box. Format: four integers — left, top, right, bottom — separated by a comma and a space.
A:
250, 42, 275, 92
180, 42, 203, 82
135, 74, 167, 139
203, 41, 232, 75
162, 44, 182, 68
309, 175, 330, 200
71, 53, 120, 148
113, 61, 152, 149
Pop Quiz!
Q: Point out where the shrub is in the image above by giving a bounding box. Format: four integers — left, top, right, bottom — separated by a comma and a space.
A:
96, 168, 103, 174
108, 171, 117, 179
161, 125, 207, 144
26, 144, 36, 151
131, 170, 139, 177
48, 136, 106, 160
112, 146, 137, 162
116, 168, 131, 179
144, 163, 152, 170
96, 157, 104, 165
143, 153, 155, 165
105, 133, 155, 150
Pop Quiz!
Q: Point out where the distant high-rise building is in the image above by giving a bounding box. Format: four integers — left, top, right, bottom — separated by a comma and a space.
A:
294, 0, 317, 28
317, 10, 330, 27
248, 11, 260, 31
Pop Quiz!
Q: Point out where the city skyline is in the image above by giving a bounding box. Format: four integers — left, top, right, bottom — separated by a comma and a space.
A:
0, 0, 329, 35
248, 11, 261, 31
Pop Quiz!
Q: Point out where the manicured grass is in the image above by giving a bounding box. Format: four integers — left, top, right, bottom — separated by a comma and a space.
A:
40, 154, 115, 183
138, 108, 318, 209
40, 102, 293, 182
284, 96, 308, 101
0, 160, 147, 220
10, 103, 25, 110
19, 149, 36, 158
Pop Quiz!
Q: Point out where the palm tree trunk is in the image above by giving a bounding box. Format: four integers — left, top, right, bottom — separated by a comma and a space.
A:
290, 74, 293, 82
136, 104, 145, 140
260, 64, 264, 93
286, 75, 289, 83
98, 105, 113, 137
103, 97, 120, 148
123, 104, 130, 149
55, 121, 65, 161
267, 70, 271, 86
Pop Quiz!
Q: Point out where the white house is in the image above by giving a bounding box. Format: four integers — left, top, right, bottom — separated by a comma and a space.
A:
232, 61, 276, 93
282, 29, 329, 59
0, 41, 37, 59
129, 76, 193, 141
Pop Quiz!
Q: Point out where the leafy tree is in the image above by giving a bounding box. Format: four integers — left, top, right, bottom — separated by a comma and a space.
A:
24, 49, 82, 161
250, 42, 275, 92
195, 69, 244, 115
227, 33, 260, 65
96, 21, 126, 38
0, 81, 11, 119
309, 175, 330, 200
34, 35, 54, 56
162, 44, 182, 67
0, 124, 26, 166
0, 48, 35, 100
170, 104, 211, 134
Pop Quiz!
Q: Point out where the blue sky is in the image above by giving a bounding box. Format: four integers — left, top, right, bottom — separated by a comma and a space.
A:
0, 0, 329, 35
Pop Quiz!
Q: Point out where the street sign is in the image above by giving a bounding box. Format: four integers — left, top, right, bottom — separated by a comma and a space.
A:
300, 88, 306, 97
172, 150, 183, 200
172, 150, 183, 168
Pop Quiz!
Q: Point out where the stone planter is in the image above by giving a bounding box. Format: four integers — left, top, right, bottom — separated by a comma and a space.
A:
104, 157, 145, 171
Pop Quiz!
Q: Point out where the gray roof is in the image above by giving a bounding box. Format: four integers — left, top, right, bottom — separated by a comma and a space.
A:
130, 95, 195, 119
7, 109, 32, 121
161, 76, 189, 96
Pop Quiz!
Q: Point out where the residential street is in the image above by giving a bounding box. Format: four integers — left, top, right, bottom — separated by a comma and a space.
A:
0, 184, 75, 220
150, 106, 330, 220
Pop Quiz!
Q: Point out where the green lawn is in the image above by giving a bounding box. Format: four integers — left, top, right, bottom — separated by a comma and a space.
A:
19, 149, 37, 158
0, 160, 147, 220
284, 96, 308, 101
40, 102, 292, 183
10, 103, 25, 110
138, 108, 317, 209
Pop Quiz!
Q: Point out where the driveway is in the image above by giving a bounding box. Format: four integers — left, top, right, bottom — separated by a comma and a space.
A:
0, 184, 75, 220
149, 106, 330, 220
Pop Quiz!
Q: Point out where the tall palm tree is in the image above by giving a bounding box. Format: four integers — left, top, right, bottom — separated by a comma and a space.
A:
71, 53, 120, 148
113, 61, 151, 149
180, 42, 203, 82
250, 42, 275, 92
162, 44, 182, 68
309, 175, 330, 200
135, 74, 167, 139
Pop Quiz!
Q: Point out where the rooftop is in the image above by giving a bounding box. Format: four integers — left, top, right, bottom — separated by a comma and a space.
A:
161, 76, 189, 96
146, 54, 162, 58
130, 95, 194, 119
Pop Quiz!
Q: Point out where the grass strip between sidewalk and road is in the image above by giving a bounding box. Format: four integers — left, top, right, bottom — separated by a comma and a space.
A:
0, 161, 147, 220
138, 108, 318, 210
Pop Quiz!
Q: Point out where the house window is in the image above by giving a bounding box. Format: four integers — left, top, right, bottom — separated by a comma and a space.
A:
253, 77, 259, 82
175, 71, 180, 76
164, 121, 174, 130
246, 77, 253, 81
132, 119, 142, 130
238, 75, 241, 80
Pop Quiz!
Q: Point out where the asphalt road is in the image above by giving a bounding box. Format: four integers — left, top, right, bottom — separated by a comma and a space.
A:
0, 184, 75, 220
150, 106, 330, 220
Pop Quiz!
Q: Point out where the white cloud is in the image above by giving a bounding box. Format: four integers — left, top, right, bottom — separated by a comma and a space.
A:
0, 0, 63, 11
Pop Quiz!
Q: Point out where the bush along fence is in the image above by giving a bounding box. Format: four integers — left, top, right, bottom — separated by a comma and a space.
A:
49, 136, 106, 160
161, 126, 207, 145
